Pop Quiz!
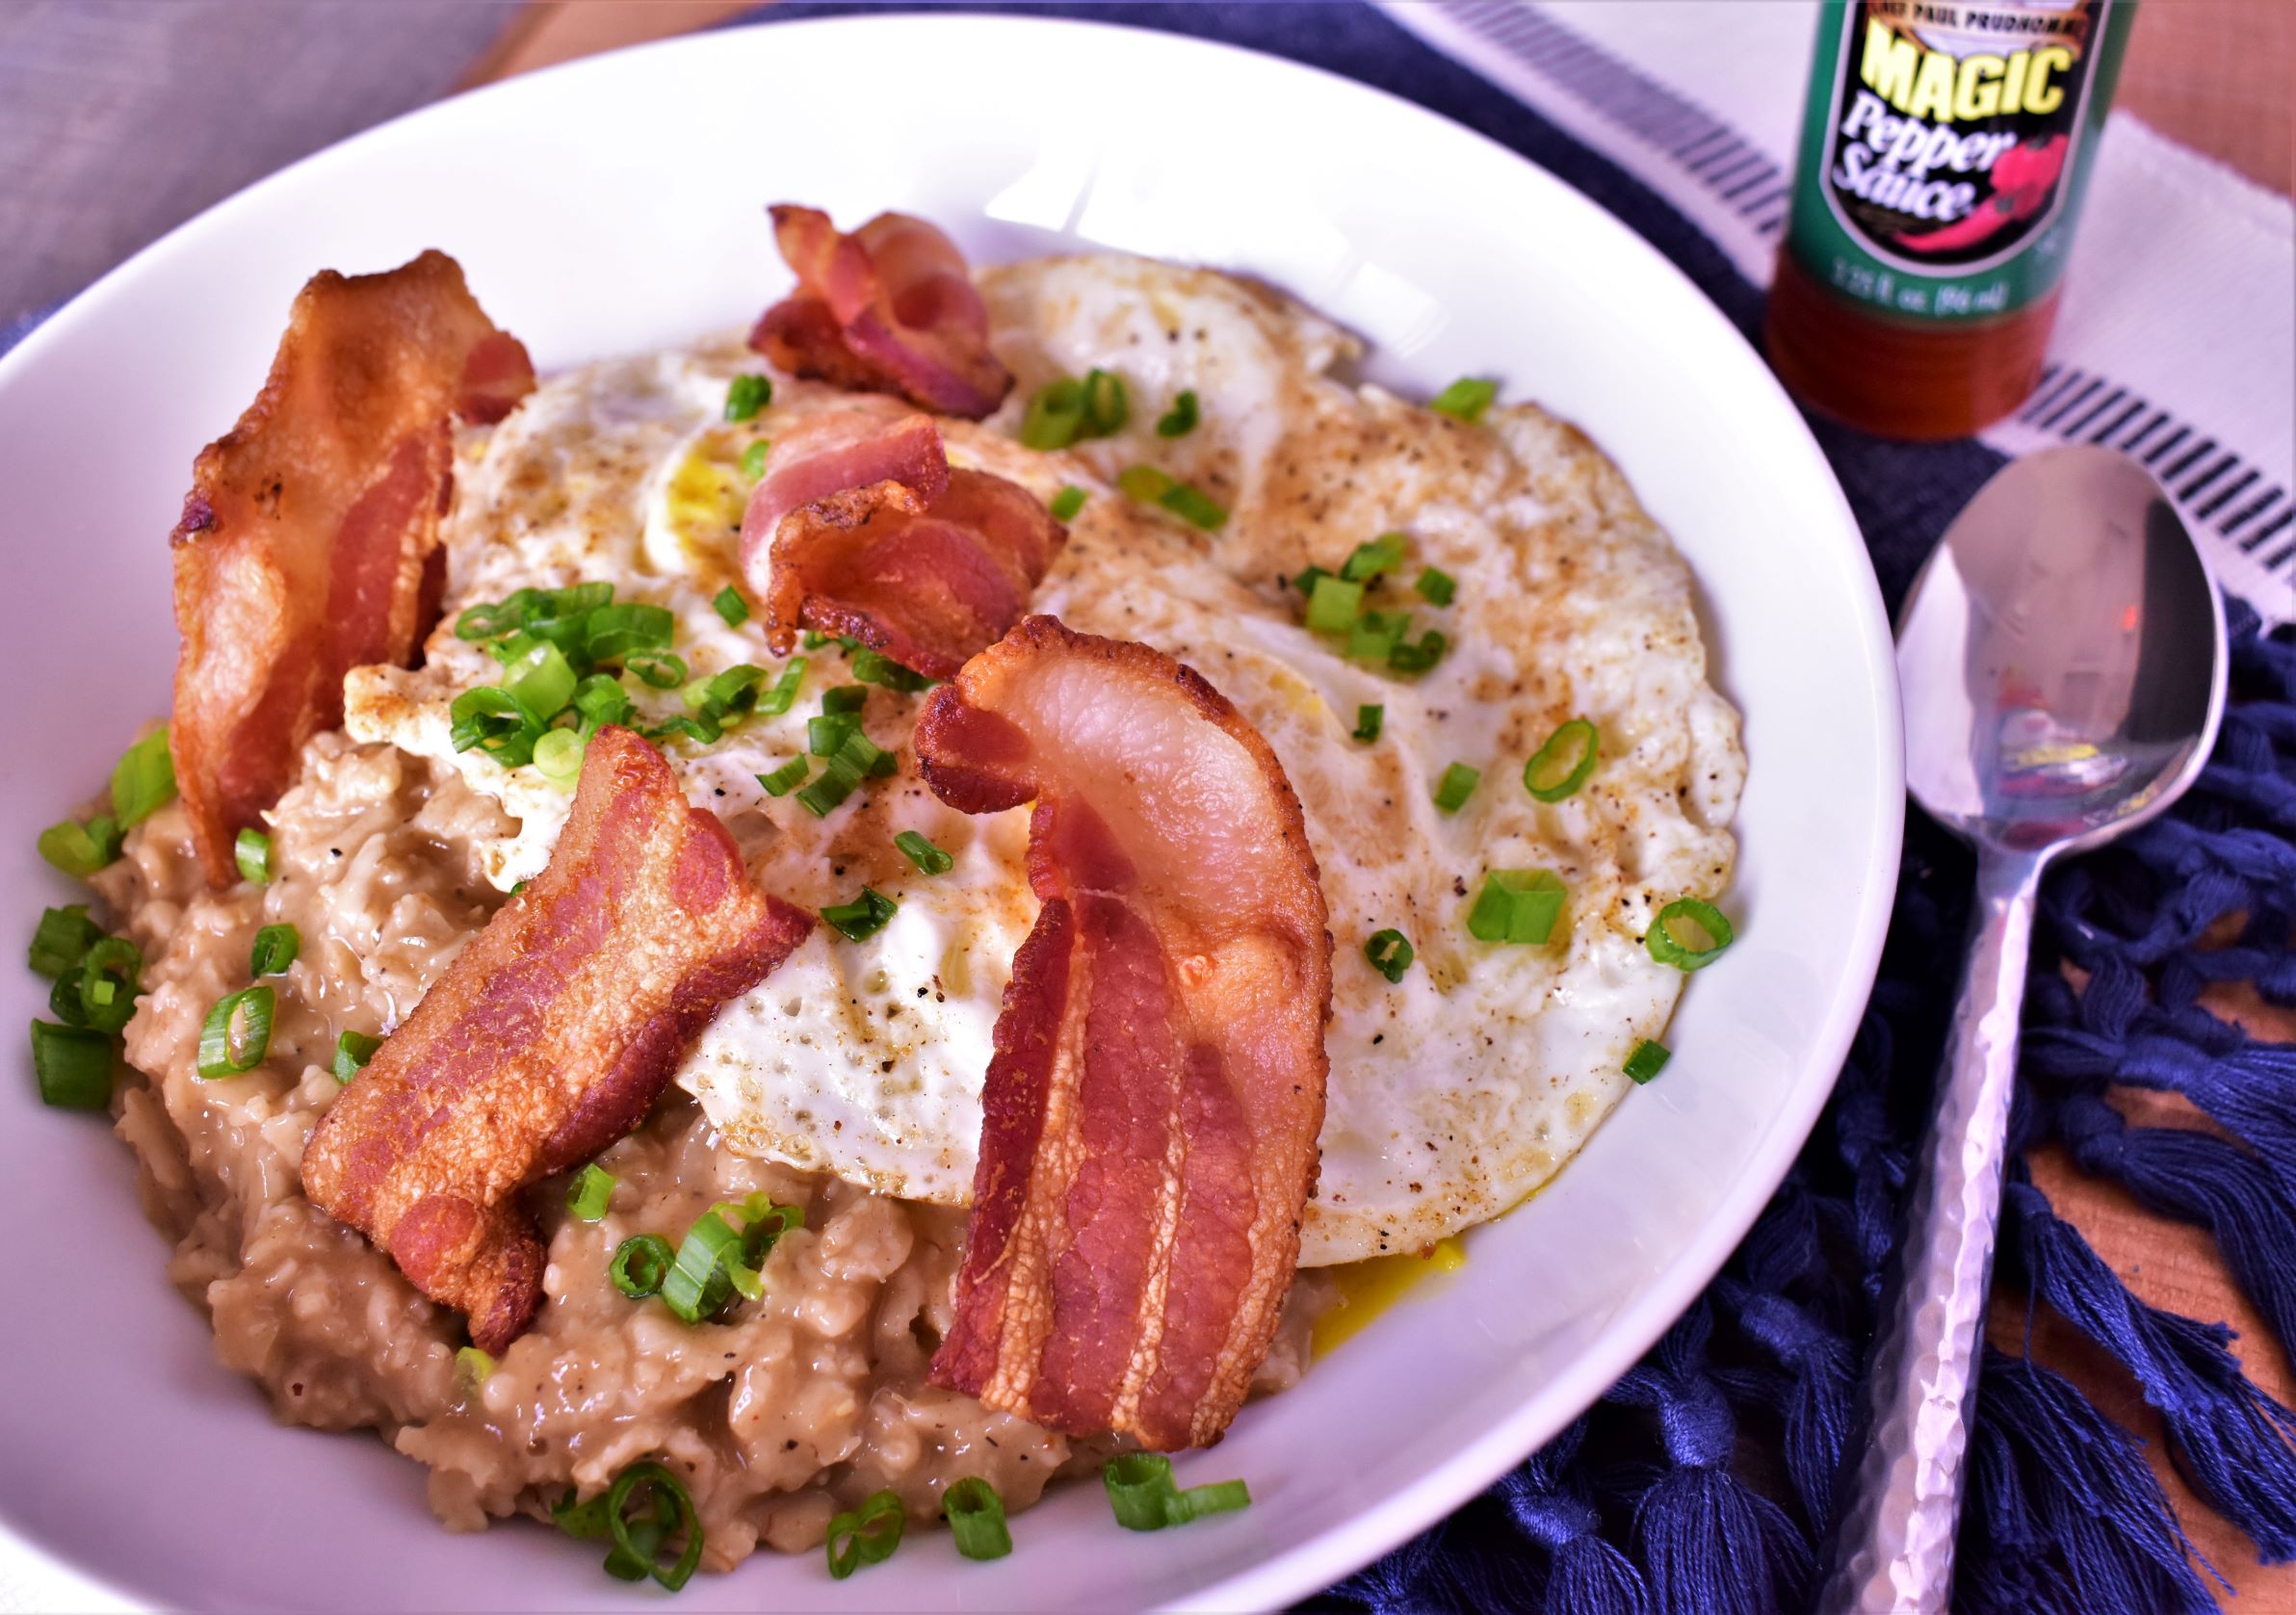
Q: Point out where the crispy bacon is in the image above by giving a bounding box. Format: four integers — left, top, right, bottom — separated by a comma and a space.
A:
300, 727, 811, 1351
739, 410, 1065, 680
749, 206, 1011, 419
914, 617, 1332, 1448
169, 250, 535, 888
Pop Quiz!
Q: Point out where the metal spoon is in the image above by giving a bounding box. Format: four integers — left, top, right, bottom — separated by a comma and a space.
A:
1820, 446, 2228, 1613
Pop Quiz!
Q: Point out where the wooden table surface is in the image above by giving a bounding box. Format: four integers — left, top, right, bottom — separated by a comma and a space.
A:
2, 1, 2288, 1605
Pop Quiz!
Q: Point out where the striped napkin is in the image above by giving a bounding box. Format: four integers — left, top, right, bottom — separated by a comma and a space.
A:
1388, 0, 2296, 619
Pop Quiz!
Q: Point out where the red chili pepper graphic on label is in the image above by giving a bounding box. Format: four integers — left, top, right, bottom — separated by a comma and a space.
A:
1899, 135, 2069, 255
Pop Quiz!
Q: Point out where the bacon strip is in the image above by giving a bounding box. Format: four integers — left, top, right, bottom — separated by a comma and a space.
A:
749, 206, 1011, 419
739, 411, 1065, 680
300, 727, 811, 1350
169, 250, 535, 888
914, 617, 1331, 1448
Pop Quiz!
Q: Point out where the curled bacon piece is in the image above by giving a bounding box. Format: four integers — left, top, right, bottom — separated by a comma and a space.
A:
749, 206, 1011, 419
739, 410, 1065, 680
915, 617, 1332, 1448
300, 727, 811, 1351
169, 250, 535, 888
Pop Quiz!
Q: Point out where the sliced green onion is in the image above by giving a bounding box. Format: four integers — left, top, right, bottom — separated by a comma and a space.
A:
39, 817, 121, 878
1466, 870, 1568, 946
758, 657, 808, 716
895, 830, 953, 875
821, 685, 867, 716
757, 757, 809, 797
1429, 377, 1498, 423
623, 648, 688, 690
1292, 564, 1331, 596
1415, 565, 1457, 607
1625, 1040, 1672, 1083
501, 639, 578, 725
712, 586, 750, 628
31, 1021, 113, 1109
533, 727, 587, 787
808, 714, 858, 756
449, 687, 542, 768
795, 761, 860, 819
944, 1477, 1012, 1560
112, 730, 176, 827
235, 826, 274, 884
1433, 762, 1481, 815
660, 1211, 744, 1322
1346, 609, 1411, 664
1388, 629, 1448, 675
1081, 368, 1129, 436
196, 984, 274, 1079
553, 1487, 613, 1540
1155, 388, 1200, 437
1102, 1453, 1250, 1530
611, 1234, 675, 1299
825, 1490, 905, 1580
48, 972, 89, 1029
1305, 575, 1365, 634
1646, 898, 1735, 971
1021, 378, 1086, 451
1525, 718, 1600, 802
1364, 928, 1414, 984
1160, 481, 1227, 530
605, 1461, 703, 1592
851, 648, 933, 692
833, 729, 897, 781
740, 439, 770, 482
332, 1029, 382, 1083
1352, 704, 1384, 744
455, 1345, 495, 1394
571, 674, 633, 734
567, 1162, 616, 1221
822, 887, 898, 942
643, 712, 721, 748
248, 924, 299, 977
581, 602, 675, 664
28, 905, 100, 980
1118, 464, 1172, 503
1049, 484, 1088, 522
724, 373, 772, 422
1341, 532, 1407, 583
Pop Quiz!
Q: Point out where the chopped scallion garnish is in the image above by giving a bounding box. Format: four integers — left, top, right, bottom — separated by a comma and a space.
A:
808, 714, 858, 757
1049, 484, 1088, 522
1646, 898, 1735, 971
1525, 717, 1600, 802
895, 830, 953, 875
611, 1234, 674, 1299
456, 1345, 495, 1393
851, 648, 933, 692
248, 924, 299, 977
1021, 378, 1086, 451
712, 586, 750, 627
1415, 565, 1457, 607
196, 985, 274, 1079
603, 1461, 703, 1591
28, 905, 101, 981
1364, 928, 1414, 984
1082, 368, 1129, 436
112, 730, 177, 828
39, 816, 121, 878
724, 373, 772, 423
944, 1477, 1012, 1560
1433, 762, 1481, 815
30, 1021, 113, 1109
1155, 389, 1200, 437
1428, 377, 1498, 423
567, 1162, 616, 1221
533, 727, 587, 787
822, 685, 867, 716
1466, 870, 1568, 946
757, 758, 809, 797
822, 887, 898, 942
1118, 464, 1226, 529
1102, 1453, 1251, 1530
623, 648, 688, 690
1346, 609, 1411, 664
825, 1490, 905, 1580
73, 937, 142, 1034
1388, 629, 1448, 675
759, 657, 808, 716
795, 763, 859, 819
1352, 704, 1384, 744
332, 1029, 381, 1083
236, 826, 274, 884
1341, 532, 1407, 583
1305, 575, 1365, 635
1624, 1040, 1672, 1083
740, 439, 770, 481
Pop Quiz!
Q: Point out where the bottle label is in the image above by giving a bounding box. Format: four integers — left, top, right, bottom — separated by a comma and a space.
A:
1785, 0, 2131, 323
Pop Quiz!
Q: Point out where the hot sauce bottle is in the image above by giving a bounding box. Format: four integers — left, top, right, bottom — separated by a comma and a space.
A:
1766, 0, 2135, 440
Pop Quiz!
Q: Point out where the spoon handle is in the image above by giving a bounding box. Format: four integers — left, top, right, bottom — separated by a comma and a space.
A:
1819, 849, 2043, 1614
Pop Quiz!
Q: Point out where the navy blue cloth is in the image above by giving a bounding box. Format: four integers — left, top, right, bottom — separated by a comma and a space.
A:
728, 5, 2296, 1611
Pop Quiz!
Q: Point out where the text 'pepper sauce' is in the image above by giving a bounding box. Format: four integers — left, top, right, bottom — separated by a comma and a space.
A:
1766, 0, 2135, 440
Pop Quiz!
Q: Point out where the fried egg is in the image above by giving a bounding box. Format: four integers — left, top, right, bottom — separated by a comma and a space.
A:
345, 254, 1743, 1265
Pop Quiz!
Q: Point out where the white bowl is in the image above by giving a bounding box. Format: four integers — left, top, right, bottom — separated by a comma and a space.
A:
0, 15, 1901, 1611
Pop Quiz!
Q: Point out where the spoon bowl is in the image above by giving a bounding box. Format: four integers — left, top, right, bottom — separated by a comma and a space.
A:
1823, 445, 2227, 1613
